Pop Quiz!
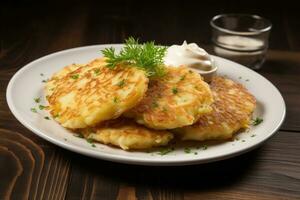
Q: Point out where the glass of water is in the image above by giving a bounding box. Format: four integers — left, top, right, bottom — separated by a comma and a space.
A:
210, 14, 272, 70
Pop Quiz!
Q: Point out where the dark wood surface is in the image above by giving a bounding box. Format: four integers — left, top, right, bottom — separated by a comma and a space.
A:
1, 1, 300, 199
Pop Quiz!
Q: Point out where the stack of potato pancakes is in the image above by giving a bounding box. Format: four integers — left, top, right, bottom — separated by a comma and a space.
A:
46, 57, 256, 151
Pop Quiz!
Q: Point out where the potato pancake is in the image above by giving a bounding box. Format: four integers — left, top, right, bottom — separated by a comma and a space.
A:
125, 67, 213, 129
175, 76, 256, 141
80, 118, 174, 150
45, 58, 149, 129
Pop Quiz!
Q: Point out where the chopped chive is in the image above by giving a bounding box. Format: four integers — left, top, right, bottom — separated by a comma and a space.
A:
180, 75, 186, 81
64, 138, 67, 141
94, 68, 100, 75
251, 134, 256, 137
113, 97, 119, 103
34, 97, 41, 103
252, 117, 263, 126
158, 147, 173, 155
242, 140, 245, 142
39, 105, 47, 110
44, 116, 50, 120
86, 138, 94, 143
202, 145, 208, 150
238, 76, 242, 79
30, 108, 37, 113
117, 79, 125, 87
70, 74, 79, 79
42, 79, 49, 83
40, 73, 44, 76
245, 79, 249, 82
162, 107, 168, 112
151, 101, 159, 108
74, 133, 84, 138
172, 87, 178, 94
184, 147, 191, 153
194, 152, 198, 155
91, 143, 96, 147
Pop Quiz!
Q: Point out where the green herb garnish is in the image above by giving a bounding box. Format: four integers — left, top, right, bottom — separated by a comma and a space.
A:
101, 37, 167, 78
30, 108, 37, 113
44, 116, 50, 120
184, 147, 191, 154
39, 105, 47, 110
86, 138, 94, 143
53, 114, 60, 118
172, 87, 178, 94
251, 134, 256, 137
194, 152, 198, 155
34, 97, 41, 103
180, 75, 186, 81
74, 133, 84, 138
70, 74, 79, 79
158, 147, 174, 155
151, 101, 159, 108
113, 97, 119, 103
242, 140, 245, 142
117, 79, 125, 87
91, 143, 96, 147
252, 117, 263, 126
202, 145, 208, 150
40, 73, 44, 76
94, 68, 100, 75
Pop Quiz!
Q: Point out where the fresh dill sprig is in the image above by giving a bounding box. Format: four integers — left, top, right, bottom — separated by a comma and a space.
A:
101, 37, 167, 78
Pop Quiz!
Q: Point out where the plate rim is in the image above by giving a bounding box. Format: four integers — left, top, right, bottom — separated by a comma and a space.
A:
6, 44, 286, 166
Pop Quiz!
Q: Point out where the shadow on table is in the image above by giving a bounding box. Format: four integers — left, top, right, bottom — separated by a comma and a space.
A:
67, 147, 262, 191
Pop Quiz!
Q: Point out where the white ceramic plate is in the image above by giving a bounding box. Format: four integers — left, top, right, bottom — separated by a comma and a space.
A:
6, 45, 286, 166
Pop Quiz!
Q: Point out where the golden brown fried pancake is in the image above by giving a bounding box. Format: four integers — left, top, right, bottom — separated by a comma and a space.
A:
125, 67, 213, 130
80, 118, 174, 150
175, 76, 256, 141
45, 58, 148, 129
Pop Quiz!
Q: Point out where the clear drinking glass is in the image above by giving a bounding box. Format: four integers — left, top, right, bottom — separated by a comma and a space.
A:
210, 14, 272, 70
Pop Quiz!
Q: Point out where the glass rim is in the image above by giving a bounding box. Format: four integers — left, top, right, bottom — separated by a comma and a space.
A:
210, 14, 272, 36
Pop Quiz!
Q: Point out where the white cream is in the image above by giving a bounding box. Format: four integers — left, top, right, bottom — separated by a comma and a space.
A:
164, 41, 217, 81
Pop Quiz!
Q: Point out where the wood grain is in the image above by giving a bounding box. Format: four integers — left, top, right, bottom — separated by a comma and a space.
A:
0, 0, 300, 199
0, 146, 22, 200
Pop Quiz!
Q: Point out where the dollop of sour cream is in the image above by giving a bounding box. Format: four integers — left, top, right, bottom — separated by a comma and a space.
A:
164, 41, 217, 81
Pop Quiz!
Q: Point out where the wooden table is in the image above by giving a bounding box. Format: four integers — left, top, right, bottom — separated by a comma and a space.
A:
1, 1, 299, 199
